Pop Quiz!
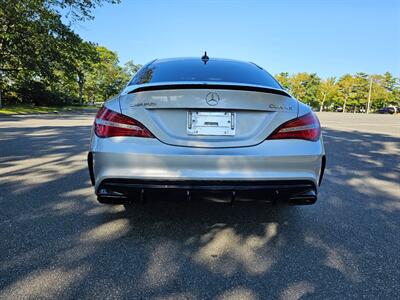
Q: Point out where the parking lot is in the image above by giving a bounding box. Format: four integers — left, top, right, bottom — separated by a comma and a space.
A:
0, 111, 399, 299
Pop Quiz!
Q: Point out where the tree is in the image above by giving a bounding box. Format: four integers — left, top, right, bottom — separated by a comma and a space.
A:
0, 0, 119, 106
275, 72, 291, 90
84, 46, 129, 102
350, 72, 369, 112
337, 74, 356, 112
124, 60, 142, 78
318, 77, 337, 111
51, 0, 120, 22
65, 41, 99, 103
289, 73, 321, 108
381, 72, 400, 106
369, 75, 386, 110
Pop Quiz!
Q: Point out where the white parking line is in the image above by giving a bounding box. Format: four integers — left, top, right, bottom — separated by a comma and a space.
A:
322, 126, 400, 137
322, 134, 362, 142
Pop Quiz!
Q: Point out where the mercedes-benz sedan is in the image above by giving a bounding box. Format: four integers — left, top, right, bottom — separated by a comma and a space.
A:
88, 56, 325, 206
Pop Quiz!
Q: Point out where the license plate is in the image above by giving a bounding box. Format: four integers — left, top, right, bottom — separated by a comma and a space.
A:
187, 111, 236, 136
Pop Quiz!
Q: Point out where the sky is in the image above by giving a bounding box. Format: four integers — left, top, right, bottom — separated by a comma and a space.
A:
72, 0, 400, 78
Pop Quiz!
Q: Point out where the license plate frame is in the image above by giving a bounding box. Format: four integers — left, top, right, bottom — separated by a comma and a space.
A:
187, 111, 236, 136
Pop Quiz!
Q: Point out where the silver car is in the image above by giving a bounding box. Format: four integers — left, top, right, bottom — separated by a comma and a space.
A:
88, 56, 325, 206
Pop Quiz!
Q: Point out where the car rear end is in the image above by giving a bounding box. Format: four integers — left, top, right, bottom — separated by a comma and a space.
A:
88, 58, 325, 205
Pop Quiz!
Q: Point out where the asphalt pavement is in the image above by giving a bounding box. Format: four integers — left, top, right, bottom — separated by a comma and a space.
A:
0, 111, 399, 299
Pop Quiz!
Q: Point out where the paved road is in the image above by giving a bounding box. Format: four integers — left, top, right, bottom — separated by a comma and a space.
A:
0, 111, 399, 299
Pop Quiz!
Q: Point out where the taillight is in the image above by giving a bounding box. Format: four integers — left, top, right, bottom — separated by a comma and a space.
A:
94, 107, 154, 138
267, 112, 321, 141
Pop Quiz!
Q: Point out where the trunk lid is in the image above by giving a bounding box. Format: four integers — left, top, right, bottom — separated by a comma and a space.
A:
119, 84, 298, 148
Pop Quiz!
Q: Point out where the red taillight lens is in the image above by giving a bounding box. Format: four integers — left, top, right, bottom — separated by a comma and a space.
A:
267, 112, 321, 141
94, 107, 154, 138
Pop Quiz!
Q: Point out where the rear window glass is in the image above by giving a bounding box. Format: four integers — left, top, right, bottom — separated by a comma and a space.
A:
128, 59, 282, 89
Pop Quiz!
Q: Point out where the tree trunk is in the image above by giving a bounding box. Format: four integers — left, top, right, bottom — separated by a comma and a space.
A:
77, 72, 85, 104
367, 77, 373, 114
343, 96, 348, 113
320, 94, 326, 112
0, 73, 3, 109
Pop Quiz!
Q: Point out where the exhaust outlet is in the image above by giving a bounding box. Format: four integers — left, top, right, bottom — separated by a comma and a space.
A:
97, 189, 128, 205
288, 190, 317, 205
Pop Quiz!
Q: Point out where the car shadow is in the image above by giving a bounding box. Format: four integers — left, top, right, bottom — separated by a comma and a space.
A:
0, 118, 399, 298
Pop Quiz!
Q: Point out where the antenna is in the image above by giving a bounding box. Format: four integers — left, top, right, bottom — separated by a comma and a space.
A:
201, 51, 209, 64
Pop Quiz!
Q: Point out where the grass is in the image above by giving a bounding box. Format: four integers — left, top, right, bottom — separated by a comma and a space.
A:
0, 104, 99, 115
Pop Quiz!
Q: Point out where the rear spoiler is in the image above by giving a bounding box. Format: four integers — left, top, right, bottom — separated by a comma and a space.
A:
127, 83, 291, 98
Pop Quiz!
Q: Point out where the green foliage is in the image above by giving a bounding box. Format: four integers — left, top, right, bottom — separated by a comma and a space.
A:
51, 0, 121, 22
0, 0, 138, 107
275, 72, 400, 111
275, 72, 291, 90
318, 77, 337, 111
285, 72, 321, 108
124, 60, 143, 78
0, 0, 398, 110
84, 46, 131, 103
336, 74, 356, 112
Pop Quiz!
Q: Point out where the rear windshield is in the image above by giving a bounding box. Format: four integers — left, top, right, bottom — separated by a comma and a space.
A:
128, 59, 282, 89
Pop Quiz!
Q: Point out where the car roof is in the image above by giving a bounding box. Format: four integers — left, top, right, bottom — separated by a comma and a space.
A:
151, 57, 262, 68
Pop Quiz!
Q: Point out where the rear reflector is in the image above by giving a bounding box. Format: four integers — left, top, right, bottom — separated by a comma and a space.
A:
267, 112, 321, 141
94, 107, 154, 138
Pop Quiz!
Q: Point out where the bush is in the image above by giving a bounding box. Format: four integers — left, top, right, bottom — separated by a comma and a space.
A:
14, 80, 77, 106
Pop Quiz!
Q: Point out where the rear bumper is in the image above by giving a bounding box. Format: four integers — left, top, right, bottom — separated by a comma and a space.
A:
96, 178, 318, 205
88, 136, 325, 205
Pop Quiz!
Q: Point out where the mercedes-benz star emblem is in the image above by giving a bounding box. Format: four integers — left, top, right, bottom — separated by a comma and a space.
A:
205, 92, 220, 106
